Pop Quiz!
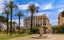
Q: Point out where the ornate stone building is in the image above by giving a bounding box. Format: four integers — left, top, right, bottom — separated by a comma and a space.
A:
24, 14, 51, 30
58, 12, 64, 26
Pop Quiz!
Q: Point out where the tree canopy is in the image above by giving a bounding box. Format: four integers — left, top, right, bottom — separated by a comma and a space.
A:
0, 16, 7, 23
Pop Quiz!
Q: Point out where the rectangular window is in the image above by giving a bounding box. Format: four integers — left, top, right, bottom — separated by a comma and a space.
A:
43, 20, 46, 23
43, 18, 46, 20
43, 23, 46, 26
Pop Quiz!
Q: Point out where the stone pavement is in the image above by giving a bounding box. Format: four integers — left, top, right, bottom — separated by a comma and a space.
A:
9, 34, 64, 40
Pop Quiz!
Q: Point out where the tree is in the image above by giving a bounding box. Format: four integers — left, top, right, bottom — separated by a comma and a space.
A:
16, 12, 23, 33
2, 9, 10, 34
32, 26, 40, 34
0, 16, 7, 23
42, 26, 48, 33
52, 26, 59, 33
28, 4, 38, 33
5, 0, 18, 35
59, 24, 64, 33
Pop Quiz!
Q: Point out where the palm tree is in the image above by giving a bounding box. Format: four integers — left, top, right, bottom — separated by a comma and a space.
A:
0, 16, 7, 23
3, 9, 10, 34
16, 12, 23, 33
5, 1, 18, 35
28, 4, 38, 33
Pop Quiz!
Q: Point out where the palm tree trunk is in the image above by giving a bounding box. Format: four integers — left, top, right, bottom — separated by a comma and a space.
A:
30, 13, 33, 34
18, 16, 20, 33
10, 8, 12, 36
7, 14, 9, 34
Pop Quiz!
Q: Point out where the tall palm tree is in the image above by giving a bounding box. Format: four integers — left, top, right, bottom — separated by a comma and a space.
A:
16, 12, 23, 33
28, 4, 38, 33
3, 9, 10, 34
5, 1, 18, 35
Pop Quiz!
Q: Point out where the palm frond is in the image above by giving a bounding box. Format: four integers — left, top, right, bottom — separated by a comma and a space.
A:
15, 12, 23, 17
2, 9, 10, 15
28, 4, 38, 13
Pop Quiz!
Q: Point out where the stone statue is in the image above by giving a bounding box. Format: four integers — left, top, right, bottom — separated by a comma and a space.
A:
39, 27, 44, 37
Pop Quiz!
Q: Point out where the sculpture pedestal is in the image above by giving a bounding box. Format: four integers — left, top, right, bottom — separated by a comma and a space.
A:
39, 28, 43, 37
39, 34, 43, 37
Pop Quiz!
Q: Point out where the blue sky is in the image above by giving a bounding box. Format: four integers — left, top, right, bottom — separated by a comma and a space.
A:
0, 0, 64, 26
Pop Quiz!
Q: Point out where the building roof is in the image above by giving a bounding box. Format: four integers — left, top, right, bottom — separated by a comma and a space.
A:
24, 13, 49, 21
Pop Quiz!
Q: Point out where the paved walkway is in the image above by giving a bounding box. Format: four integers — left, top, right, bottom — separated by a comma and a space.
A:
9, 34, 64, 40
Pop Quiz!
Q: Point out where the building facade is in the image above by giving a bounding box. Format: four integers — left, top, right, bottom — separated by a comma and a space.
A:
58, 12, 64, 26
0, 22, 6, 32
24, 14, 51, 30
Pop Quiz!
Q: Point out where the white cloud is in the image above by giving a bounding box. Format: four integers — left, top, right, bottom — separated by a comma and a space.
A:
18, 4, 29, 10
50, 19, 58, 26
34, 3, 40, 7
18, 2, 55, 10
56, 5, 64, 8
29, 2, 40, 7
56, 5, 64, 14
57, 5, 64, 12
18, 2, 40, 10
57, 9, 64, 12
40, 3, 53, 10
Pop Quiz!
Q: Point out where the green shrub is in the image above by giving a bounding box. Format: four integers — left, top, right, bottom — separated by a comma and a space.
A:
32, 26, 40, 34
52, 26, 59, 33
42, 26, 48, 33
59, 24, 64, 33
19, 29, 28, 34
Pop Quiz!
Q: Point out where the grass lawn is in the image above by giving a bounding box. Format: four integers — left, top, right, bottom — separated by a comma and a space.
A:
0, 33, 30, 40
